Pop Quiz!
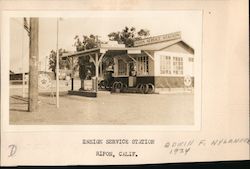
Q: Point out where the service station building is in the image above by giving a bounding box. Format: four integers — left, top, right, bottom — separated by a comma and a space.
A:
62, 32, 195, 96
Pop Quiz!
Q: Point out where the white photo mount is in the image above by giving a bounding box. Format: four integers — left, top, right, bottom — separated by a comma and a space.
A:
0, 0, 249, 166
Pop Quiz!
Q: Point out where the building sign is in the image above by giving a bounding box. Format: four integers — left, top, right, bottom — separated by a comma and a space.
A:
134, 32, 181, 47
38, 73, 52, 90
101, 41, 125, 48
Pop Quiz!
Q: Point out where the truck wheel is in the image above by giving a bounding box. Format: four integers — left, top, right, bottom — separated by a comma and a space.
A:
122, 83, 128, 92
99, 80, 106, 89
136, 84, 142, 93
147, 83, 155, 94
139, 84, 149, 94
116, 81, 123, 90
112, 81, 119, 91
143, 84, 149, 94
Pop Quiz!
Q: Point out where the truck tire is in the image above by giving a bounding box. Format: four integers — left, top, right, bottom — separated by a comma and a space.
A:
147, 83, 155, 94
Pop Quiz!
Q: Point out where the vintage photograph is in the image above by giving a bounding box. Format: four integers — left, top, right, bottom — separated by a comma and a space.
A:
8, 11, 202, 125
1, 0, 248, 166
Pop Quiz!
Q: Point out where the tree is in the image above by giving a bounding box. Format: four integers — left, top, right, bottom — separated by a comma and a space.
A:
73, 34, 100, 52
64, 56, 79, 78
73, 35, 101, 81
48, 49, 69, 76
137, 29, 150, 37
108, 26, 150, 47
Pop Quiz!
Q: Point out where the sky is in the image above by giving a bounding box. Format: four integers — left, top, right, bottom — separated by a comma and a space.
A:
9, 11, 202, 73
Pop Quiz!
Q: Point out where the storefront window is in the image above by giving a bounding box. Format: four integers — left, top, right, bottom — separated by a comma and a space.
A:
173, 57, 183, 75
160, 56, 171, 75
137, 55, 149, 75
188, 57, 194, 62
118, 59, 127, 76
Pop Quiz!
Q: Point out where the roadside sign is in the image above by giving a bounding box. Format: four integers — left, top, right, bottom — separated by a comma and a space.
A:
134, 32, 181, 47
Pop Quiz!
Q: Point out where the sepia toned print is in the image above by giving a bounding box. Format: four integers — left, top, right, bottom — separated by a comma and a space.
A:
9, 12, 201, 125
1, 0, 249, 166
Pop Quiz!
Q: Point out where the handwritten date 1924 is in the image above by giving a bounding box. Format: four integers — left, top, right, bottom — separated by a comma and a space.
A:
169, 147, 190, 155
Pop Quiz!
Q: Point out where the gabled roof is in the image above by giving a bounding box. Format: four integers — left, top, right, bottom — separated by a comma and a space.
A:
62, 38, 194, 58
158, 40, 195, 54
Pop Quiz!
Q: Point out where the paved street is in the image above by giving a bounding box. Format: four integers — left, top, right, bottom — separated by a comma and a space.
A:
9, 81, 194, 125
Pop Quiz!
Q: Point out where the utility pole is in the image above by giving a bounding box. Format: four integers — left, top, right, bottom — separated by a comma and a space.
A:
28, 18, 39, 112
56, 18, 60, 108
21, 23, 25, 98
